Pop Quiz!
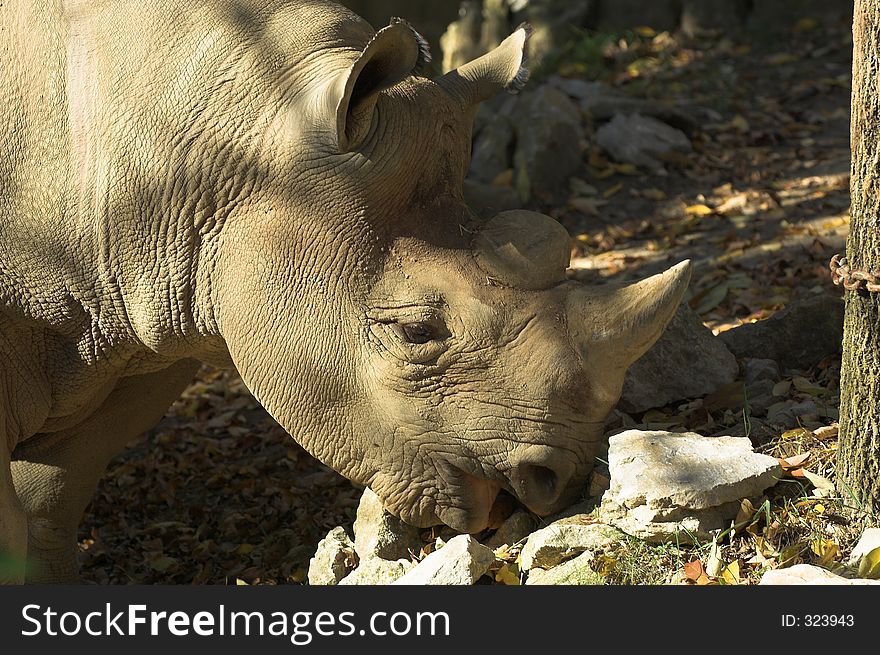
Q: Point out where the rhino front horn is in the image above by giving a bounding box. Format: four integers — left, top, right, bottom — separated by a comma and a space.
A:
567, 260, 692, 371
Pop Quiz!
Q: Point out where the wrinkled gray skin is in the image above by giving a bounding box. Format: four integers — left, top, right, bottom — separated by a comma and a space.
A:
0, 0, 690, 583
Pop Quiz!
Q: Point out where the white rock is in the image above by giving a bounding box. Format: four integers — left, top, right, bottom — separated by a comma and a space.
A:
525, 551, 604, 585
600, 430, 782, 543
595, 113, 691, 171
760, 564, 880, 585
394, 535, 495, 585
520, 522, 624, 570
308, 527, 358, 586
849, 528, 880, 566
338, 557, 414, 585
353, 488, 422, 561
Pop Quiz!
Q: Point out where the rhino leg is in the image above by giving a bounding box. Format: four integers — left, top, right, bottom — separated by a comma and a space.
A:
11, 359, 199, 583
0, 444, 28, 584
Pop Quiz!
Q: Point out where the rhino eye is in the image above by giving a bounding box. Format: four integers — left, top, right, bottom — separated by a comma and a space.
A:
393, 322, 436, 344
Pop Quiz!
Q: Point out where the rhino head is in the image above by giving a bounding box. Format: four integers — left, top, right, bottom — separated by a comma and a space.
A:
210, 18, 690, 533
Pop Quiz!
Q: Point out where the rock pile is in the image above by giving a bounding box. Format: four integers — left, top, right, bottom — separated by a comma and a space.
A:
308, 429, 788, 585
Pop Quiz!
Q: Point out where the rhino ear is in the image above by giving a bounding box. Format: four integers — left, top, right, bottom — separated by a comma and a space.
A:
335, 19, 430, 151
439, 23, 531, 107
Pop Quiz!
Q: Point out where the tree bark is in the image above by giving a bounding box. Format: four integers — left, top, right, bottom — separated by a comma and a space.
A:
839, 0, 880, 514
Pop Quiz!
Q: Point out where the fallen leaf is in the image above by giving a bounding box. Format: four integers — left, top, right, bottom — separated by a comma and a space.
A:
793, 376, 826, 396
706, 541, 723, 577
495, 563, 521, 585
813, 425, 839, 440
684, 559, 704, 581
773, 381, 792, 397
691, 282, 730, 315
800, 469, 835, 495
730, 114, 750, 132
720, 560, 740, 585
603, 182, 624, 198
857, 547, 880, 580
685, 203, 714, 216
778, 543, 804, 568
779, 452, 811, 471
810, 539, 839, 567
734, 498, 756, 531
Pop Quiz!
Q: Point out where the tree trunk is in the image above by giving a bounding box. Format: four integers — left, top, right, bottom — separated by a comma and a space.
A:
839, 0, 880, 514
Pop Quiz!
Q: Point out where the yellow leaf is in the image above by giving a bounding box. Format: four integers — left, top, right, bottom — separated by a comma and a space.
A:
235, 578, 249, 586
810, 539, 839, 567
685, 203, 714, 216
773, 381, 792, 397
858, 547, 880, 579
794, 17, 818, 32
720, 560, 740, 585
793, 376, 826, 396
596, 554, 617, 577
641, 188, 667, 200
778, 543, 804, 568
494, 563, 521, 585
767, 53, 798, 66
603, 182, 624, 198
633, 26, 656, 37
730, 114, 750, 133
813, 503, 826, 515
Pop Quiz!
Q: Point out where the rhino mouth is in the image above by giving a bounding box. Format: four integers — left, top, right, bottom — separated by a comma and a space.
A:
432, 458, 506, 533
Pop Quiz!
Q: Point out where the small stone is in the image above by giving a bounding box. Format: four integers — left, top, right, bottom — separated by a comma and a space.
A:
765, 399, 820, 427
745, 379, 777, 417
525, 551, 604, 585
308, 527, 358, 586
600, 430, 782, 543
394, 535, 496, 585
760, 564, 880, 585
548, 76, 696, 130
849, 528, 880, 566
620, 303, 738, 413
520, 522, 624, 570
338, 557, 414, 586
720, 296, 844, 372
484, 510, 537, 549
595, 113, 691, 172
742, 358, 781, 384
353, 488, 422, 562
512, 85, 584, 203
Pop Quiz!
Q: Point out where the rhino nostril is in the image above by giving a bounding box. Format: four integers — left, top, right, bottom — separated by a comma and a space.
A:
531, 465, 557, 496
517, 464, 558, 506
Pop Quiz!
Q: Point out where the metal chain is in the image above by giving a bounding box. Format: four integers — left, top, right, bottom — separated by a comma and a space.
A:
830, 254, 880, 292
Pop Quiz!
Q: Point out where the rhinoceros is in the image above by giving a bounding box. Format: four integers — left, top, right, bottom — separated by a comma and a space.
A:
0, 0, 690, 583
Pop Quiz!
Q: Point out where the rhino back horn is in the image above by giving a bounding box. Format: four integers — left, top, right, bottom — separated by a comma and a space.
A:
439, 23, 531, 106
567, 260, 692, 369
473, 210, 571, 290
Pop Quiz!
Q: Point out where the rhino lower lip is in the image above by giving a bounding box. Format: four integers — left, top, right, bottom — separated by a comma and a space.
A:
433, 459, 502, 533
